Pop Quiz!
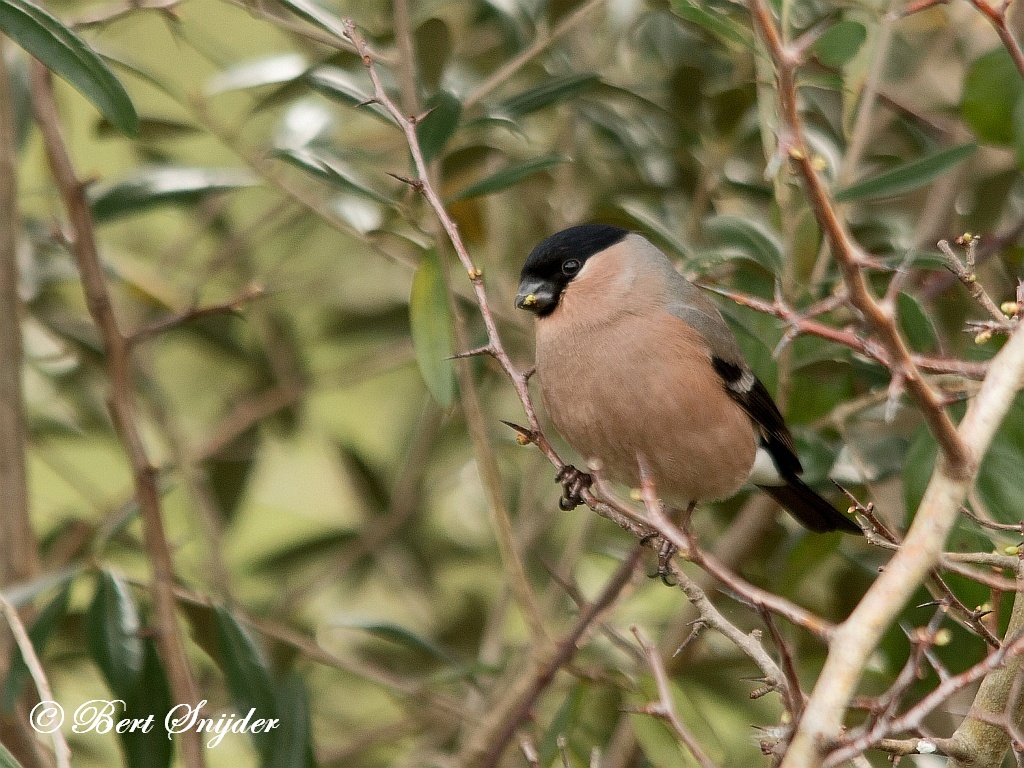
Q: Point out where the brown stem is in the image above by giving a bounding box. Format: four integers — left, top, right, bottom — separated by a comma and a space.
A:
30, 62, 206, 768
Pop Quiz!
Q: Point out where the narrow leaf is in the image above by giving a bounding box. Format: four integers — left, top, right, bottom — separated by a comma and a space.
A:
409, 250, 456, 407
835, 144, 977, 202
495, 73, 599, 117
417, 91, 462, 164
896, 292, 938, 354
670, 0, 756, 50
273, 148, 392, 203
449, 154, 566, 202
307, 66, 395, 124
335, 619, 464, 669
88, 166, 258, 222
207, 53, 307, 94
213, 607, 277, 758
120, 639, 173, 768
268, 672, 316, 768
86, 571, 144, 698
704, 215, 783, 273
0, 0, 138, 134
278, 0, 347, 40
0, 742, 25, 768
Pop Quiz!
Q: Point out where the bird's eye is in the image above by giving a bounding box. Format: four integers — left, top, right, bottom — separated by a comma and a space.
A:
562, 259, 581, 276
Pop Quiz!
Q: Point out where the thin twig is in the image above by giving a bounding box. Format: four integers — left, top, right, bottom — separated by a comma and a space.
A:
0, 592, 71, 768
631, 625, 719, 768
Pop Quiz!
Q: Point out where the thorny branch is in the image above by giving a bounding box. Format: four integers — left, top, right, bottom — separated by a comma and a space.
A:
344, 13, 1024, 768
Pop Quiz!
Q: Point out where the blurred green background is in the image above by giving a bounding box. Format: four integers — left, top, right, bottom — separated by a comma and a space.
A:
5, 0, 1024, 765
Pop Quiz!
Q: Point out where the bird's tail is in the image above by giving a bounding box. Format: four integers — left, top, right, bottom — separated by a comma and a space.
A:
756, 477, 861, 534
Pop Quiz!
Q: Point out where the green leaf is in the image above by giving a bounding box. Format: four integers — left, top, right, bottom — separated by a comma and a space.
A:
896, 292, 939, 354
87, 571, 144, 698
0, 0, 138, 134
811, 21, 867, 67
213, 606, 277, 759
2, 586, 70, 712
267, 672, 316, 768
207, 53, 307, 94
120, 639, 173, 768
409, 250, 456, 407
88, 166, 258, 222
834, 144, 977, 202
337, 619, 456, 663
0, 741, 25, 768
307, 66, 395, 124
214, 606, 276, 710
272, 148, 392, 203
417, 91, 462, 164
278, 0, 347, 40
704, 215, 783, 273
448, 154, 566, 202
963, 48, 1024, 145
670, 0, 756, 50
495, 73, 599, 117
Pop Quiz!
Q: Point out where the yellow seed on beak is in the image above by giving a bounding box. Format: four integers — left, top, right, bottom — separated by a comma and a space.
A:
522, 293, 538, 307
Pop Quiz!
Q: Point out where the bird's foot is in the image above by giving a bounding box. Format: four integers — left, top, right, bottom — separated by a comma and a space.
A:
640, 533, 678, 586
556, 464, 592, 510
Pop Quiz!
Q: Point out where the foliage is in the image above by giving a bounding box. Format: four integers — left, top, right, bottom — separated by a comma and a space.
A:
2, 0, 1024, 767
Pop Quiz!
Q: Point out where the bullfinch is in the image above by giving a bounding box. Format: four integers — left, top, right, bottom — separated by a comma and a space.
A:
514, 223, 860, 535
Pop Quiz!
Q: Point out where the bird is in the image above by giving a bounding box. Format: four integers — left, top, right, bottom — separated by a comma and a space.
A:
514, 223, 860, 535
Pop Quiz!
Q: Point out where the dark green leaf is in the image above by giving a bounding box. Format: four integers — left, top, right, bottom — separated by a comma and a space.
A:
120, 639, 173, 768
495, 73, 599, 117
414, 18, 450, 92
267, 671, 316, 768
205, 425, 258, 521
834, 144, 977, 202
213, 606, 277, 759
670, 0, 756, 50
88, 166, 258, 222
2, 586, 70, 712
207, 53, 307, 94
87, 571, 144, 698
272, 148, 392, 203
963, 48, 1024, 145
335, 619, 465, 670
0, 0, 138, 134
417, 91, 462, 164
278, 0, 347, 40
811, 21, 867, 67
448, 154, 567, 202
905, 397, 1024, 526
409, 250, 456, 407
251, 530, 359, 573
896, 293, 939, 354
704, 215, 783, 272
95, 116, 199, 141
0, 742, 25, 768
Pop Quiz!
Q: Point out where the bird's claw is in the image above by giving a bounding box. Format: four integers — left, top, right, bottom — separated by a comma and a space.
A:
641, 533, 678, 586
556, 465, 592, 510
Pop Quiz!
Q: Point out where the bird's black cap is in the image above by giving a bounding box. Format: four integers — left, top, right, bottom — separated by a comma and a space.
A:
517, 224, 629, 315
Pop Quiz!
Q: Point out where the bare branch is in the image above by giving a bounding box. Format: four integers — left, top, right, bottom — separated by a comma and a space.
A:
0, 592, 70, 768
31, 62, 206, 768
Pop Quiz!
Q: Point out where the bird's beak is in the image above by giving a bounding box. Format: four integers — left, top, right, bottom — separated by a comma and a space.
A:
515, 277, 557, 314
